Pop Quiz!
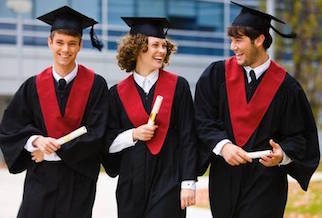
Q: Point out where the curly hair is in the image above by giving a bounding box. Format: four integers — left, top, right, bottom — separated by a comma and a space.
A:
116, 34, 177, 72
228, 26, 272, 50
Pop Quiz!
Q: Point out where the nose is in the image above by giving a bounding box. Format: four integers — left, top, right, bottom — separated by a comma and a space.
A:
230, 41, 237, 51
62, 44, 69, 52
159, 45, 166, 54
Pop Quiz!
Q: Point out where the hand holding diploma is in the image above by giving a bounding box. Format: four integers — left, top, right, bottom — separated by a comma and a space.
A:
132, 96, 162, 141
31, 126, 87, 162
221, 142, 252, 166
259, 139, 284, 167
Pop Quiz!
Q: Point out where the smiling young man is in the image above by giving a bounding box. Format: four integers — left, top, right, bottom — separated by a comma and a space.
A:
0, 6, 108, 218
102, 17, 197, 218
195, 2, 320, 218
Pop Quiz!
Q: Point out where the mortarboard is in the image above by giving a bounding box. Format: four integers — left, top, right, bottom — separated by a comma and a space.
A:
231, 1, 296, 38
121, 17, 169, 39
37, 6, 103, 51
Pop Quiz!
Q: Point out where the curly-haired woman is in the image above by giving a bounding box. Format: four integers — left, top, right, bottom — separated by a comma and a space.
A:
103, 17, 197, 218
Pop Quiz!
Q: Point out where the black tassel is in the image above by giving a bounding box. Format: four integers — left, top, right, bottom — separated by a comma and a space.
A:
270, 25, 297, 38
90, 26, 104, 51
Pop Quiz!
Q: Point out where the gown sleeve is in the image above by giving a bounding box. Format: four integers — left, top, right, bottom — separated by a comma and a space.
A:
100, 85, 124, 177
277, 77, 320, 191
194, 61, 230, 175
0, 77, 42, 173
175, 77, 197, 181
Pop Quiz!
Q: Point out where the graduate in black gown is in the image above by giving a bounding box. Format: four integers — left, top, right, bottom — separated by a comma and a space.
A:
102, 17, 197, 218
0, 6, 108, 218
194, 2, 320, 218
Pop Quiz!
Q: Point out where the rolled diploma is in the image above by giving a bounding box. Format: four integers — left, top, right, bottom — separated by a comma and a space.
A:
56, 126, 87, 145
147, 95, 163, 126
247, 150, 272, 159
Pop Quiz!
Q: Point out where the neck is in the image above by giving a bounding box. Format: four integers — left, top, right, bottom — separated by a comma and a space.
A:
135, 68, 156, 77
249, 51, 269, 68
54, 62, 76, 77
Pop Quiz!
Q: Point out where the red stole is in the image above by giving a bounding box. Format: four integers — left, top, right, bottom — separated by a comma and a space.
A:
36, 65, 94, 138
117, 70, 178, 155
225, 57, 286, 147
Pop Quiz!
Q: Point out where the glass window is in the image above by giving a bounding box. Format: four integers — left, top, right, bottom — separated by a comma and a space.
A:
230, 4, 240, 24
108, 0, 135, 25
71, 0, 101, 22
137, 0, 165, 17
197, 2, 224, 32
168, 0, 196, 17
34, 0, 67, 17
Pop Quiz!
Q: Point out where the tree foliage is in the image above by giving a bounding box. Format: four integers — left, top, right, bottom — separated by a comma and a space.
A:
274, 0, 322, 127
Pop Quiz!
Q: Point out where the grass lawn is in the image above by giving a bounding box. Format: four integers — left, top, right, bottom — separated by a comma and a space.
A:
285, 181, 322, 218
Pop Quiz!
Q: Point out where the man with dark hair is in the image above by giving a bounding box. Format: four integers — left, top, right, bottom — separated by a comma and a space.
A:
0, 6, 108, 218
195, 2, 320, 218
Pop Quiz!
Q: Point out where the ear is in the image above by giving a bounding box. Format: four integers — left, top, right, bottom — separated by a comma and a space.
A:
48, 36, 52, 49
80, 38, 83, 49
254, 34, 265, 48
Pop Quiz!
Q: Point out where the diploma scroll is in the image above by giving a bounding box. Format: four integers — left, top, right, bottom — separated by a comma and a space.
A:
56, 126, 87, 145
147, 95, 163, 126
247, 150, 272, 159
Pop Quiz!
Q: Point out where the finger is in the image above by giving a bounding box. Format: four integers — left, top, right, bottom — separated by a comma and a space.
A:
269, 139, 279, 149
234, 153, 247, 164
180, 197, 185, 209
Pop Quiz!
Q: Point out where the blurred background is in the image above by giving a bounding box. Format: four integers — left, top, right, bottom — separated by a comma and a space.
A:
0, 0, 321, 217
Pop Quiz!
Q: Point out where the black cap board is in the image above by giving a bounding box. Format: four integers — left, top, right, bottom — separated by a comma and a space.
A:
37, 5, 103, 50
231, 1, 296, 38
121, 17, 169, 39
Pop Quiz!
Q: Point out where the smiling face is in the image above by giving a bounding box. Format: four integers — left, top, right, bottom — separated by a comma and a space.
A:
230, 34, 267, 68
48, 31, 82, 75
136, 36, 167, 75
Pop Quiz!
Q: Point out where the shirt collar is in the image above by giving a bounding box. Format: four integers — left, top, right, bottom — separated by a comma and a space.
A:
243, 57, 271, 83
133, 70, 159, 93
52, 62, 78, 84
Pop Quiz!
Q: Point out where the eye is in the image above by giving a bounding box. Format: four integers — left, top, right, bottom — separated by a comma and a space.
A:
151, 43, 158, 48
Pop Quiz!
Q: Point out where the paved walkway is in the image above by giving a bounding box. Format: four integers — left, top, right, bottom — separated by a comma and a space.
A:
0, 169, 211, 218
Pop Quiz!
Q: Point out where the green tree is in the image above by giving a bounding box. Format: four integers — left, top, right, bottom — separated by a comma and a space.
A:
275, 0, 322, 127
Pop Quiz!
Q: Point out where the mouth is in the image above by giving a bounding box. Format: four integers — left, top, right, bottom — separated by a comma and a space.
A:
235, 53, 243, 59
153, 57, 164, 63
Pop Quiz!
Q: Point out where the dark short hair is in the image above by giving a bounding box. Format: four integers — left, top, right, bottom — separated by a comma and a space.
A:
227, 26, 272, 50
116, 33, 177, 73
49, 29, 82, 42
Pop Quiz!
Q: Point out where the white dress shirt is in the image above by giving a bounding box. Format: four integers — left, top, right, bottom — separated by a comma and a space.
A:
213, 57, 291, 165
109, 70, 196, 190
24, 63, 78, 161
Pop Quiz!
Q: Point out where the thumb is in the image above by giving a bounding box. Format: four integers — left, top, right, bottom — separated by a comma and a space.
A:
269, 139, 279, 149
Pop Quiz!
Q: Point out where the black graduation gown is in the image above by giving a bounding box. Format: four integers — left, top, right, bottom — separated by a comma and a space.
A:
0, 73, 109, 218
194, 61, 320, 218
102, 76, 197, 218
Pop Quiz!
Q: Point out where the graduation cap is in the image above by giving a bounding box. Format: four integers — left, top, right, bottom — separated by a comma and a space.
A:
121, 17, 169, 39
37, 6, 103, 51
231, 1, 296, 38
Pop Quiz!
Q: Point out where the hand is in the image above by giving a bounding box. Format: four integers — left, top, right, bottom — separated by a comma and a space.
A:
259, 139, 283, 167
31, 150, 44, 163
180, 189, 196, 209
221, 143, 252, 166
132, 124, 158, 141
32, 136, 60, 155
